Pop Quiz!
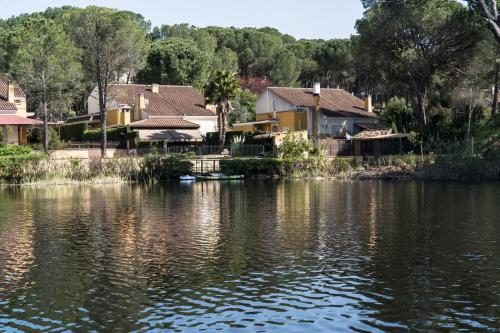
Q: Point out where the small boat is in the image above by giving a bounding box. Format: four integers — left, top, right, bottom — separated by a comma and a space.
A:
180, 175, 196, 181
195, 173, 244, 181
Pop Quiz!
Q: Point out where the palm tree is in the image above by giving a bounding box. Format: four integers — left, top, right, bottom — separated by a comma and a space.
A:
204, 70, 240, 146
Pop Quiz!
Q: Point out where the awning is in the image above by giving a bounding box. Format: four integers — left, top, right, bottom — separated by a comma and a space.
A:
232, 119, 279, 128
0, 115, 43, 125
64, 114, 100, 125
137, 129, 203, 142
130, 118, 200, 129
352, 133, 409, 141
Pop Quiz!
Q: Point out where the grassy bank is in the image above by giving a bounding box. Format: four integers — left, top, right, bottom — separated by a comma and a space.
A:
1, 144, 499, 184
220, 153, 500, 181
0, 152, 192, 185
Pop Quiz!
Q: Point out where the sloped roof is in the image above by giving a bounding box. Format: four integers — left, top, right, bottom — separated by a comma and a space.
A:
0, 77, 26, 100
268, 87, 377, 118
130, 118, 200, 129
0, 115, 42, 125
103, 84, 216, 117
0, 100, 17, 111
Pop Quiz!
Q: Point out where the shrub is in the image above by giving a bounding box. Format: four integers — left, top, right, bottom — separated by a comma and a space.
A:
60, 123, 88, 141
28, 127, 64, 149
82, 127, 125, 141
422, 154, 500, 181
137, 154, 193, 182
0, 154, 46, 183
220, 158, 282, 177
279, 131, 313, 159
220, 157, 356, 178
0, 144, 33, 156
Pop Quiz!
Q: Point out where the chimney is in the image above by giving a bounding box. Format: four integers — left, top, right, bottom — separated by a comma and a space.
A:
151, 83, 159, 94
312, 83, 320, 143
313, 82, 321, 96
365, 95, 373, 113
7, 81, 15, 103
135, 93, 146, 121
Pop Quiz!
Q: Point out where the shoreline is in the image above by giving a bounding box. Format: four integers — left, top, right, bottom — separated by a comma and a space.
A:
1, 154, 499, 186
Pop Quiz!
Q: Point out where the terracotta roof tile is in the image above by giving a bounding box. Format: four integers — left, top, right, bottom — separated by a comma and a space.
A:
129, 118, 200, 129
268, 87, 377, 118
108, 84, 215, 117
0, 115, 42, 125
0, 100, 17, 111
0, 78, 26, 100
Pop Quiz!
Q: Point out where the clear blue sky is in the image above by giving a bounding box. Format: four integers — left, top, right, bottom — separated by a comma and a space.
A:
0, 0, 366, 39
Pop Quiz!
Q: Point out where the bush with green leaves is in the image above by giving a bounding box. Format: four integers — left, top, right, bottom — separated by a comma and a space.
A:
279, 131, 313, 159
138, 154, 193, 182
0, 145, 33, 156
29, 127, 64, 149
82, 128, 125, 142
381, 97, 414, 133
0, 154, 46, 183
60, 123, 88, 141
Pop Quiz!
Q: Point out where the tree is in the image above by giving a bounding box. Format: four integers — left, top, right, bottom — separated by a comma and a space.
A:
227, 90, 257, 125
356, 0, 482, 128
136, 39, 211, 88
204, 70, 240, 146
212, 47, 239, 72
270, 48, 300, 86
10, 17, 81, 154
381, 97, 414, 133
468, 0, 500, 42
69, 6, 147, 158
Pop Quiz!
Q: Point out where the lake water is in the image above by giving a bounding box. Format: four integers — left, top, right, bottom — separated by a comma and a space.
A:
0, 181, 499, 332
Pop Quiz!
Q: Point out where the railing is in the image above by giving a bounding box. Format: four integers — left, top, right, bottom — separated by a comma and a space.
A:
65, 141, 121, 149
192, 159, 221, 173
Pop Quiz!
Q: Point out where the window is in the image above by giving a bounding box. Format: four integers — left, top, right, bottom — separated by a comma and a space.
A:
14, 99, 21, 104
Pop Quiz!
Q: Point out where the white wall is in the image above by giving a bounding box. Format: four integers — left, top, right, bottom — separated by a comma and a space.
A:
87, 87, 121, 114
184, 116, 218, 135
309, 111, 379, 137
256, 90, 295, 114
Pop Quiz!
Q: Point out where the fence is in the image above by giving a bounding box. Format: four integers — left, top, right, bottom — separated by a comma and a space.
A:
321, 139, 354, 157
192, 159, 221, 173
137, 144, 266, 158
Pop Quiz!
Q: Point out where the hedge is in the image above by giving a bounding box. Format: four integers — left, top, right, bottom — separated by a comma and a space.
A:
82, 127, 126, 141
137, 154, 193, 182
220, 158, 355, 178
60, 123, 88, 141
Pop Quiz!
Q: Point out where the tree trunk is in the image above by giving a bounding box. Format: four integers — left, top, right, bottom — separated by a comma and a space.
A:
217, 108, 223, 146
492, 60, 499, 117
416, 88, 428, 128
100, 107, 107, 159
43, 101, 49, 155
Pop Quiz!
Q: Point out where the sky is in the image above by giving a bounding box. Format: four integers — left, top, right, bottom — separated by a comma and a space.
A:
0, 0, 366, 39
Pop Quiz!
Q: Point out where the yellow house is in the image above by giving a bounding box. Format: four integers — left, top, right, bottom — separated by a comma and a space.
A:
232, 85, 379, 138
78, 84, 218, 142
0, 76, 41, 144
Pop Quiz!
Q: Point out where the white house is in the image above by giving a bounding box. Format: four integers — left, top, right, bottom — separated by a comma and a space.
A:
86, 84, 218, 142
233, 84, 380, 138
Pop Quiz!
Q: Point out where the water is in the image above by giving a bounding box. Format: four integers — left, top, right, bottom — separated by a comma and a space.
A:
0, 181, 499, 332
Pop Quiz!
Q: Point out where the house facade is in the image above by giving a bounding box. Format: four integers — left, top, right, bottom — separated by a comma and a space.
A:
232, 86, 379, 138
86, 84, 218, 142
0, 77, 41, 144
